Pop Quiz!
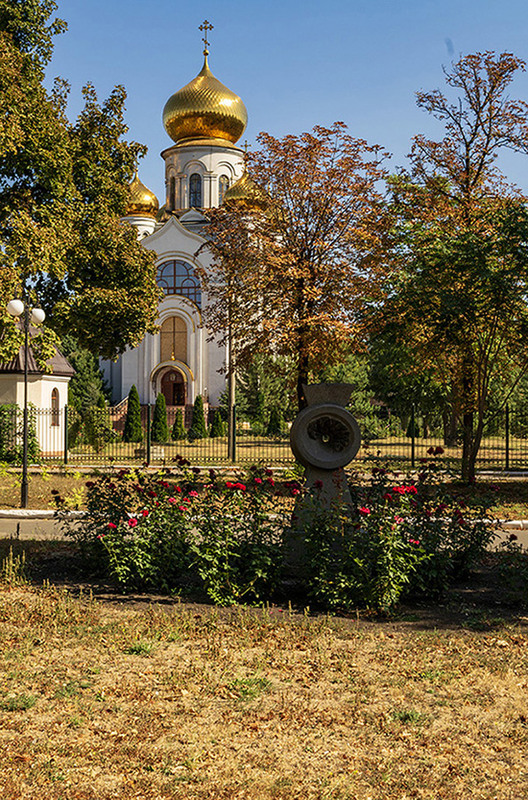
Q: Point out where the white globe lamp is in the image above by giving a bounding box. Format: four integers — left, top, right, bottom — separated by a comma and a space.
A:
6, 299, 24, 317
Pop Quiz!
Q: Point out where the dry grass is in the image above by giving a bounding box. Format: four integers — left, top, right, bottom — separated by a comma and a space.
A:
0, 577, 527, 800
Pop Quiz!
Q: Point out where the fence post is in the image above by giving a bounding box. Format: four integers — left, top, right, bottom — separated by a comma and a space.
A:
411, 403, 416, 470
232, 404, 237, 462
146, 404, 151, 467
64, 405, 69, 465
505, 403, 510, 471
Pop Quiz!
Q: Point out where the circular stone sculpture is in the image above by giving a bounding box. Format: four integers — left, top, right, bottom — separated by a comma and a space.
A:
290, 403, 361, 470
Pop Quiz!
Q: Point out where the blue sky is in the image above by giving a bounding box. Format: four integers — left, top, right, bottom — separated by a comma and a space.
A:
48, 0, 528, 201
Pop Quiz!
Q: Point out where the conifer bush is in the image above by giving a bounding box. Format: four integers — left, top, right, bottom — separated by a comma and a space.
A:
266, 407, 283, 436
187, 395, 207, 441
209, 409, 225, 438
151, 393, 169, 443
171, 409, 187, 441
123, 385, 143, 443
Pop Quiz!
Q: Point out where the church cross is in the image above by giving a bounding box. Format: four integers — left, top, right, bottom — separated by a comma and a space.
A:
199, 20, 214, 55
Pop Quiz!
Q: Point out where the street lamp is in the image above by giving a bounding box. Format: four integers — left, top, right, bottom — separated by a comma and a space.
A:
6, 297, 46, 508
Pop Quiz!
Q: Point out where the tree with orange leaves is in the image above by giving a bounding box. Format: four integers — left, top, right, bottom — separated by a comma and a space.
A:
202, 122, 388, 411
381, 52, 528, 481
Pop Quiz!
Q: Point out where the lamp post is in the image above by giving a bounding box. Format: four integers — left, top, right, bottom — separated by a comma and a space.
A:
6, 297, 46, 508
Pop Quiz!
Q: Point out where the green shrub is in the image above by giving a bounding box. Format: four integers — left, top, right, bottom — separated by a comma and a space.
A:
208, 409, 225, 438
266, 407, 283, 436
171, 409, 187, 441
151, 393, 169, 443
123, 385, 143, 443
0, 404, 40, 464
84, 405, 115, 453
187, 395, 207, 441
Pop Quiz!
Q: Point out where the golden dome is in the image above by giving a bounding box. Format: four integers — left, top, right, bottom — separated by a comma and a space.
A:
222, 169, 268, 212
126, 174, 159, 217
163, 55, 248, 145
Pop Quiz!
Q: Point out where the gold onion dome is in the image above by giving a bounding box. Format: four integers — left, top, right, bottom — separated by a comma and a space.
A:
126, 173, 159, 217
223, 169, 268, 212
163, 55, 248, 144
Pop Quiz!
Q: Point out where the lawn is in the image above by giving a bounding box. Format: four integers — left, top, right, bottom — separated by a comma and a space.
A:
0, 562, 527, 800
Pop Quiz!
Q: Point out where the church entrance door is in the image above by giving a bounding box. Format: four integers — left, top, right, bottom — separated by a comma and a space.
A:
161, 370, 186, 406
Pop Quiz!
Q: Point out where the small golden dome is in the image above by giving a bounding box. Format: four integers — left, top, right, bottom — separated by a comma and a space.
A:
126, 174, 159, 217
163, 55, 248, 145
222, 169, 268, 212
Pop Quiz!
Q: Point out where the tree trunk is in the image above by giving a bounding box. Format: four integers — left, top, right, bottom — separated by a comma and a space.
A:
297, 351, 309, 411
461, 411, 474, 482
443, 407, 458, 447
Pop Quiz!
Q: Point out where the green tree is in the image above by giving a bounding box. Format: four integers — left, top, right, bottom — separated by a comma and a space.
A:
171, 409, 187, 441
151, 393, 169, 444
188, 395, 207, 441
0, 0, 160, 364
209, 409, 225, 438
123, 384, 143, 443
383, 52, 528, 480
60, 335, 107, 413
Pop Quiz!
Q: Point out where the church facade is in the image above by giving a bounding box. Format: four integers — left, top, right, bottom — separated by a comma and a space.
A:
102, 28, 247, 410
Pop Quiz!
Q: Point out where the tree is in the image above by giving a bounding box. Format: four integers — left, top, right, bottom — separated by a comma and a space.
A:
171, 409, 187, 441
382, 52, 528, 480
266, 407, 283, 436
123, 384, 143, 443
151, 393, 169, 444
209, 409, 225, 438
201, 123, 388, 410
0, 0, 160, 364
60, 335, 107, 413
188, 395, 207, 441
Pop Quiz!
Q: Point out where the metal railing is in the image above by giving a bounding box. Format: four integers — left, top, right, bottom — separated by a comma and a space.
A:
1, 402, 528, 473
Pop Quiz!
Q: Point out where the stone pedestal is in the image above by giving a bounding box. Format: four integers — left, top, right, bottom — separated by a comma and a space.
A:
285, 383, 361, 577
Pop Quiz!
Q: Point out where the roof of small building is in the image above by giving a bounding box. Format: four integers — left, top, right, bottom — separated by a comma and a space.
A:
0, 342, 75, 378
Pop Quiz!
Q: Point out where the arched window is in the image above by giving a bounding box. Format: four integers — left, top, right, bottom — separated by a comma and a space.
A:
156, 260, 201, 308
169, 176, 176, 211
189, 173, 202, 208
51, 388, 60, 426
160, 316, 187, 363
219, 175, 230, 204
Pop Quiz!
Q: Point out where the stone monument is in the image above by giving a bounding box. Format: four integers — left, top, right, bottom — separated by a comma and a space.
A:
286, 383, 361, 575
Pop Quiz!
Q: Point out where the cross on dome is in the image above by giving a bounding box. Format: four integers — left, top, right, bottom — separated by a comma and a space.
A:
199, 20, 214, 55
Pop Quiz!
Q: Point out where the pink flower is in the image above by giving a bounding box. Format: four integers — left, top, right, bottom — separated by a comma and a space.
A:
188, 490, 199, 498
409, 539, 420, 545
168, 497, 177, 504
394, 515, 404, 524
178, 505, 188, 512
128, 518, 138, 528
96, 534, 105, 540
107, 522, 117, 529
254, 478, 263, 485
359, 506, 371, 516
291, 488, 300, 496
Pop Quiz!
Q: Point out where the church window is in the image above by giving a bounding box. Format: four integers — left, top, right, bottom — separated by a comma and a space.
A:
219, 175, 230, 204
169, 176, 176, 211
156, 260, 202, 308
189, 173, 202, 208
160, 316, 187, 363
51, 388, 60, 426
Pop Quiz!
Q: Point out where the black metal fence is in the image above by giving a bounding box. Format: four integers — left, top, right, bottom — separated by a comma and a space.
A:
1, 402, 528, 473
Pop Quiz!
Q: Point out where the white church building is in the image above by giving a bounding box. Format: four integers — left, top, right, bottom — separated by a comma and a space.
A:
102, 25, 253, 411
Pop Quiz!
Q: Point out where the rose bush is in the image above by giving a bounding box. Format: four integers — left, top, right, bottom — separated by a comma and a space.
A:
56, 454, 496, 611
